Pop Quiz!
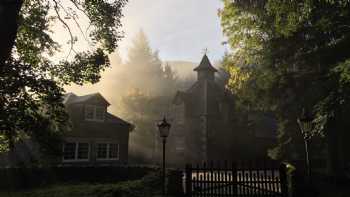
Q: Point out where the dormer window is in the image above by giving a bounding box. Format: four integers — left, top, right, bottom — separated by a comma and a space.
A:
85, 105, 105, 121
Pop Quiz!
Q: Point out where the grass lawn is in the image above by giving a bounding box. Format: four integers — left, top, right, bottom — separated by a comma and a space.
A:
0, 181, 154, 197
0, 173, 162, 197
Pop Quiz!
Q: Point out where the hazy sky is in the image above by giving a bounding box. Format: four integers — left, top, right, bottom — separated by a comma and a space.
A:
52, 0, 226, 63
63, 0, 227, 114
118, 0, 226, 62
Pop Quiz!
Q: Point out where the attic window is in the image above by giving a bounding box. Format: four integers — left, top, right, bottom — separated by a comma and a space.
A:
85, 105, 105, 121
95, 106, 105, 120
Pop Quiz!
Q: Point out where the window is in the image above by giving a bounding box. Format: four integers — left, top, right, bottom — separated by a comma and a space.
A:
63, 143, 76, 160
85, 105, 94, 120
175, 137, 185, 152
97, 143, 107, 159
174, 104, 185, 125
85, 105, 105, 121
96, 143, 119, 160
109, 143, 119, 159
95, 107, 105, 120
77, 143, 89, 159
63, 142, 90, 162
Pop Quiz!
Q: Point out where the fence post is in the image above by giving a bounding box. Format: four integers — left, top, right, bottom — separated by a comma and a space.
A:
279, 163, 289, 197
232, 161, 237, 196
185, 164, 192, 197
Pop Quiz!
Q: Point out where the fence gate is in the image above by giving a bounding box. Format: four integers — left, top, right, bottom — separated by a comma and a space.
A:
185, 161, 288, 197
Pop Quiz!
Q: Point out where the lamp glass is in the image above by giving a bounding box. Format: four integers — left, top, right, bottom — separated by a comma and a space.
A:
157, 118, 171, 138
299, 117, 313, 134
298, 108, 313, 137
159, 126, 170, 138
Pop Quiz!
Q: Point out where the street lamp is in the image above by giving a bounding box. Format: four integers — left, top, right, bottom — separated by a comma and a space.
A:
297, 108, 314, 180
157, 117, 171, 196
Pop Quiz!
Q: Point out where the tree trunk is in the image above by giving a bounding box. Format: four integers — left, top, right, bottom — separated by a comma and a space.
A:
0, 0, 23, 64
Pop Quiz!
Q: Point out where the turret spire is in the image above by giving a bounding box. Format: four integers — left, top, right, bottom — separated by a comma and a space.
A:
193, 54, 217, 81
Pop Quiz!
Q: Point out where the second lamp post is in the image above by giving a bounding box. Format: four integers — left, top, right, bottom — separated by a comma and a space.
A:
157, 117, 171, 196
297, 108, 314, 181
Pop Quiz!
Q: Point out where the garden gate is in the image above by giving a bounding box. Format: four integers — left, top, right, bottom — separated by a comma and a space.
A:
185, 161, 288, 197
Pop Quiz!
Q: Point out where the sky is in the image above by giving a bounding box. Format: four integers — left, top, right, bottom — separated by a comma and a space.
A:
58, 0, 228, 154
118, 0, 226, 62
63, 0, 227, 100
52, 0, 226, 63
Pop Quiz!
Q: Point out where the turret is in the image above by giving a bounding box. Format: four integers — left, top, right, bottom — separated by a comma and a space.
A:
193, 54, 217, 81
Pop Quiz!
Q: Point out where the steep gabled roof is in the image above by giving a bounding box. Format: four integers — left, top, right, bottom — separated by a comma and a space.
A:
193, 54, 218, 72
173, 91, 187, 105
64, 92, 110, 106
105, 113, 134, 129
64, 92, 134, 131
63, 92, 77, 104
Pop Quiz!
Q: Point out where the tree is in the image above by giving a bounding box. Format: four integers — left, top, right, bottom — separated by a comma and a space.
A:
121, 89, 171, 164
219, 0, 350, 171
0, 0, 127, 156
118, 31, 177, 163
123, 30, 177, 96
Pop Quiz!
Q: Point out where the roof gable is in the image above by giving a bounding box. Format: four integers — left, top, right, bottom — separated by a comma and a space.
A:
193, 54, 218, 72
63, 92, 77, 104
64, 92, 110, 106
173, 91, 187, 105
105, 113, 133, 127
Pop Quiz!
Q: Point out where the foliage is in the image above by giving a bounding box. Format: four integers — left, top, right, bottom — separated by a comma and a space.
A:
0, 60, 68, 156
123, 30, 177, 96
118, 31, 177, 164
121, 89, 171, 162
0, 0, 127, 158
219, 0, 350, 160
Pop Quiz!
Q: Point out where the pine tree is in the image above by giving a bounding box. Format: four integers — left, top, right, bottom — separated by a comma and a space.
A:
119, 31, 177, 164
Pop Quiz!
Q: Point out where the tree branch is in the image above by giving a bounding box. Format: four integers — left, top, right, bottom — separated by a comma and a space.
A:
55, 0, 91, 46
68, 0, 89, 18
52, 0, 75, 59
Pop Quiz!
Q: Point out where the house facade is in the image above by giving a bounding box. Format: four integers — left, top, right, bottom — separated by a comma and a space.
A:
169, 54, 235, 164
158, 54, 276, 166
62, 93, 133, 165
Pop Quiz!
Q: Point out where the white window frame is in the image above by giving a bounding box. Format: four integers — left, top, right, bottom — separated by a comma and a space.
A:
96, 143, 119, 161
85, 105, 105, 121
62, 142, 90, 162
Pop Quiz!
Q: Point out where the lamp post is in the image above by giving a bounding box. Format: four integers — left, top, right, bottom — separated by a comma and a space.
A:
297, 108, 314, 181
157, 117, 171, 196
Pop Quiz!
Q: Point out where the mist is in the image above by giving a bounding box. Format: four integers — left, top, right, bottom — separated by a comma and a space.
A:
64, 31, 200, 163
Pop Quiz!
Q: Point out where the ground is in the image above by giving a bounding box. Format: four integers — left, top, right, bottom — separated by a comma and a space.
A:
0, 182, 146, 197
0, 172, 162, 197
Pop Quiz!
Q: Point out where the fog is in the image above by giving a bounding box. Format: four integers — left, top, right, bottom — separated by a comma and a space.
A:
64, 31, 199, 163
